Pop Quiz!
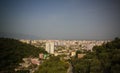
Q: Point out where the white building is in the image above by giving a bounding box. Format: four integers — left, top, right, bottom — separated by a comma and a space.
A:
45, 42, 54, 54
71, 51, 76, 57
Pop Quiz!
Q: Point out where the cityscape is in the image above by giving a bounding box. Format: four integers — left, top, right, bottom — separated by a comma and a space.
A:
0, 0, 120, 73
15, 39, 109, 73
20, 39, 109, 56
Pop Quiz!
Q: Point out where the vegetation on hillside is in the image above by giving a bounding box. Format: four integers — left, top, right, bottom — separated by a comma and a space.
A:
35, 56, 69, 73
71, 37, 120, 73
0, 38, 47, 73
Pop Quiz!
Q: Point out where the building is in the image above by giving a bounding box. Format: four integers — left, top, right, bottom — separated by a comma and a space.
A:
78, 54, 85, 58
71, 51, 76, 57
39, 53, 44, 59
45, 42, 54, 54
31, 58, 40, 65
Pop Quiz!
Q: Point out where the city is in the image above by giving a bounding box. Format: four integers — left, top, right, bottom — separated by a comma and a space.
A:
20, 39, 109, 57
0, 0, 120, 73
16, 39, 109, 73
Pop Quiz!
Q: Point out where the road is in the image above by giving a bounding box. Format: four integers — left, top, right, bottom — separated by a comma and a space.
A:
67, 62, 73, 73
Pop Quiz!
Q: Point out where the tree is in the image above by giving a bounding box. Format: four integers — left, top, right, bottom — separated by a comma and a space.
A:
0, 38, 47, 73
71, 37, 120, 73
35, 56, 69, 73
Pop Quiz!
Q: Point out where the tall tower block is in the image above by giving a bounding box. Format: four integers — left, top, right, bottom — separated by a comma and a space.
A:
45, 42, 54, 54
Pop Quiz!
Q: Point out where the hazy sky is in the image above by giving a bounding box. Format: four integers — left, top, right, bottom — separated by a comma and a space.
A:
0, 0, 120, 40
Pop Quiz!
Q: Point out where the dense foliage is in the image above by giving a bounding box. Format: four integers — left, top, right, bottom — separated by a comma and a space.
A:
71, 38, 120, 73
35, 56, 69, 73
0, 38, 47, 73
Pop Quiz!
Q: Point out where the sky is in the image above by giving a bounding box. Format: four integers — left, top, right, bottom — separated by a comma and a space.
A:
0, 0, 120, 40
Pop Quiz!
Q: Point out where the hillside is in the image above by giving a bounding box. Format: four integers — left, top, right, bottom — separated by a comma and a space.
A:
71, 37, 120, 73
0, 38, 47, 73
34, 56, 69, 73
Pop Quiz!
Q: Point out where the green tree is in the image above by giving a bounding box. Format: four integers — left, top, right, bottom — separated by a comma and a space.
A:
71, 37, 120, 73
35, 56, 69, 73
0, 38, 47, 73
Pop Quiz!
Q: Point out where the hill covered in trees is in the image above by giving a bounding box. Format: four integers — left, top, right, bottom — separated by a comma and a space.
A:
0, 38, 47, 73
35, 56, 69, 73
71, 37, 120, 73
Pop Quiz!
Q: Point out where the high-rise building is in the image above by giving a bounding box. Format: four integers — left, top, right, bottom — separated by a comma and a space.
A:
45, 42, 54, 54
46, 43, 50, 53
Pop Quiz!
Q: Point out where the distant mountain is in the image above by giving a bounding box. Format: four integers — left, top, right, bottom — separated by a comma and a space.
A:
0, 32, 41, 40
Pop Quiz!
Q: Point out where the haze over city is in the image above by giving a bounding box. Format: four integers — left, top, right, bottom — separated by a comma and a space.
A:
0, 0, 120, 40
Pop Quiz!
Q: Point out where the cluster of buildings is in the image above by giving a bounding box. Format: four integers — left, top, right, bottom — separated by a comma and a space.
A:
20, 39, 109, 57
15, 53, 49, 73
17, 39, 109, 72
